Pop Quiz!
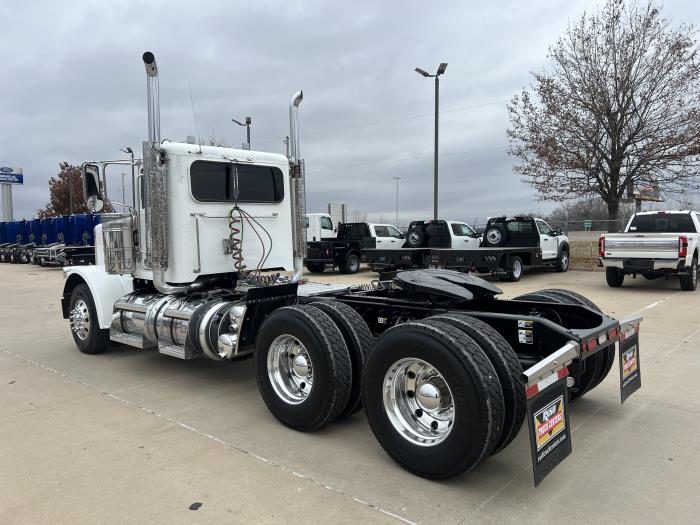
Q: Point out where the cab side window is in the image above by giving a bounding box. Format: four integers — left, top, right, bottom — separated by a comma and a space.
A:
386, 226, 403, 238
374, 226, 389, 237
451, 223, 472, 236
536, 220, 552, 235
320, 217, 333, 230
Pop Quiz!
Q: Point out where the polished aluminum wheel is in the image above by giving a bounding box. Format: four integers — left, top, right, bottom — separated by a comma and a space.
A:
70, 299, 91, 341
267, 335, 313, 405
383, 358, 455, 447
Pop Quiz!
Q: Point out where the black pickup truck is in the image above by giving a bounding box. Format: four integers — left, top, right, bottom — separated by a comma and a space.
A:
305, 222, 380, 274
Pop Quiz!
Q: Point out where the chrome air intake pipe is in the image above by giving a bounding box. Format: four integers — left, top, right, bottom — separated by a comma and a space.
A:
142, 51, 193, 294
288, 90, 306, 282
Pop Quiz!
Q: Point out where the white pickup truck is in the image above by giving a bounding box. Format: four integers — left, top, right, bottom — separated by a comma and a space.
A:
305, 213, 337, 242
599, 210, 699, 291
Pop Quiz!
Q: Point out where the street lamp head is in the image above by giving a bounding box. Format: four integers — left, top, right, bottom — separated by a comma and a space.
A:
245, 116, 252, 125
120, 146, 133, 154
415, 67, 430, 77
437, 62, 448, 76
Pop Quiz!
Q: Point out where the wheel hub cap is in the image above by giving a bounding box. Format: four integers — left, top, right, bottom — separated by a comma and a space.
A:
487, 230, 501, 243
383, 358, 455, 447
267, 335, 313, 405
70, 299, 91, 341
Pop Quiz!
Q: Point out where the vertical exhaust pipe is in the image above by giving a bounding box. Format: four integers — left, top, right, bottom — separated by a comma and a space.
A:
288, 91, 306, 282
141, 51, 192, 294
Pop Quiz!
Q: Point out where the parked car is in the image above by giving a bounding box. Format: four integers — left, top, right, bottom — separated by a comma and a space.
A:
599, 210, 699, 291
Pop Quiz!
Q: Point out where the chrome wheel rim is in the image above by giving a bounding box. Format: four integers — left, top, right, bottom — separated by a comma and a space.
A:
70, 299, 91, 341
267, 335, 313, 405
383, 358, 455, 447
486, 229, 502, 245
561, 252, 569, 269
408, 232, 420, 245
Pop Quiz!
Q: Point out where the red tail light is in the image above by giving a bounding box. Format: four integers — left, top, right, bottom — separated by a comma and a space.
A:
598, 235, 605, 257
679, 236, 688, 258
587, 338, 598, 352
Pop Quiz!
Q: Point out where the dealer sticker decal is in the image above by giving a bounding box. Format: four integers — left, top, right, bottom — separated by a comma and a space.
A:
619, 333, 642, 403
621, 345, 638, 383
534, 395, 566, 451
526, 378, 572, 486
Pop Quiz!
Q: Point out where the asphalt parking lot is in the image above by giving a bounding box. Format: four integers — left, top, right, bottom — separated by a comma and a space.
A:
1, 265, 699, 524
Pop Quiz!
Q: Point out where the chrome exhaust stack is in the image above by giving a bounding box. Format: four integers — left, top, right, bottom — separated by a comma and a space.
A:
141, 51, 190, 294
288, 90, 306, 282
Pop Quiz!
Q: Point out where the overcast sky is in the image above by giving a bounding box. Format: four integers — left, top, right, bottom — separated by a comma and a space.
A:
1, 0, 698, 224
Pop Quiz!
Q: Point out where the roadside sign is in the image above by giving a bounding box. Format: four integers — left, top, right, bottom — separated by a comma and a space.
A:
0, 167, 23, 185
526, 378, 572, 486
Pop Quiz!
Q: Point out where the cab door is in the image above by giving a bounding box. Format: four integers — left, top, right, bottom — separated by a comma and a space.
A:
450, 222, 480, 249
373, 225, 392, 248
536, 219, 557, 259
319, 215, 336, 239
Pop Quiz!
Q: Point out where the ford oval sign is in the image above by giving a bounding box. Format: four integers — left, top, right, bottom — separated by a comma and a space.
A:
0, 167, 13, 173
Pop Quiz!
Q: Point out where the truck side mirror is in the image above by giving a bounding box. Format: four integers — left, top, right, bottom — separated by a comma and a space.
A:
82, 164, 104, 212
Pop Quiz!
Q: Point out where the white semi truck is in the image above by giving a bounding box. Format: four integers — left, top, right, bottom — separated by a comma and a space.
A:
61, 52, 643, 485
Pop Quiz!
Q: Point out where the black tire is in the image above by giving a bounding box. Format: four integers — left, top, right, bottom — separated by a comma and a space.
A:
483, 225, 508, 247
69, 283, 110, 355
362, 320, 504, 480
308, 300, 373, 420
679, 256, 698, 291
500, 256, 523, 282
514, 288, 611, 400
606, 267, 624, 287
254, 305, 352, 432
305, 262, 326, 274
339, 253, 360, 274
556, 247, 570, 272
427, 313, 525, 454
404, 227, 425, 248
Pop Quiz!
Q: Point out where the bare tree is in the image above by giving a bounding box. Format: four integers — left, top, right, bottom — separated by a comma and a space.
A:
508, 0, 700, 231
351, 209, 368, 223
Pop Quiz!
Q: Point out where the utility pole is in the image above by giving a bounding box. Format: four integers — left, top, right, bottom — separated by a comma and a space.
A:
121, 172, 126, 205
415, 63, 448, 220
393, 176, 401, 226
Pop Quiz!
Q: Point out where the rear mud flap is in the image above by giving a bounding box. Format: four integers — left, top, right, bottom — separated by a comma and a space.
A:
526, 378, 572, 486
619, 331, 641, 404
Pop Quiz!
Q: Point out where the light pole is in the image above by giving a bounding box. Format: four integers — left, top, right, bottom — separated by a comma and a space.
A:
393, 176, 401, 226
232, 116, 252, 150
415, 62, 447, 220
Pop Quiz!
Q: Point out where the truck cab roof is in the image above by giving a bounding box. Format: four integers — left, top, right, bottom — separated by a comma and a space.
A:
161, 141, 288, 166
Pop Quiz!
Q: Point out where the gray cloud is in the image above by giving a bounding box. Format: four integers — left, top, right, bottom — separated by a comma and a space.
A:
1, 0, 698, 221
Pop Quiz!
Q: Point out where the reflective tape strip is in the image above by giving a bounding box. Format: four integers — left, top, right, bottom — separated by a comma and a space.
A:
526, 366, 569, 399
